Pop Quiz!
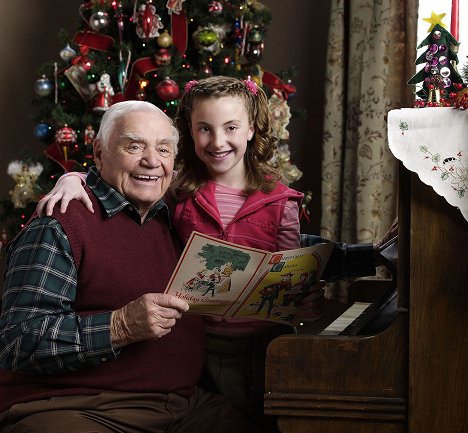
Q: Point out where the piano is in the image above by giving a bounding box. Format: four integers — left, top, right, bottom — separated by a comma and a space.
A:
264, 167, 468, 433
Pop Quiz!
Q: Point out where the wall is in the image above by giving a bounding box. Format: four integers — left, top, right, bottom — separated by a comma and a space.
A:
0, 1, 329, 235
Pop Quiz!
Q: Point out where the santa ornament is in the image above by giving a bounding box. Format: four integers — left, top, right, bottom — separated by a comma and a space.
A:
93, 73, 114, 112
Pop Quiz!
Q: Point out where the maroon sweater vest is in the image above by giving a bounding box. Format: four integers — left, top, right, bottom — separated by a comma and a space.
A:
0, 192, 204, 413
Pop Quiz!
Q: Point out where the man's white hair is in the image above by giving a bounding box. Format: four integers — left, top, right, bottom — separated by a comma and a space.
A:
95, 100, 179, 153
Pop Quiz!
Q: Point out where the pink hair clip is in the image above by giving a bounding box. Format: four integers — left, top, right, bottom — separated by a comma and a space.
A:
243, 78, 258, 95
184, 80, 198, 93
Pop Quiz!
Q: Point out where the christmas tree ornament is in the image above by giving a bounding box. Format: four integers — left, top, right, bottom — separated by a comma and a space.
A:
247, 26, 264, 43
208, 1, 223, 16
33, 122, 52, 141
58, 75, 72, 91
93, 73, 114, 112
7, 160, 44, 209
193, 27, 218, 48
134, 1, 163, 41
166, 0, 186, 15
83, 124, 95, 158
34, 75, 53, 97
276, 144, 303, 183
85, 68, 100, 84
453, 87, 468, 109
59, 43, 77, 62
154, 48, 172, 66
155, 77, 179, 101
192, 25, 226, 55
299, 191, 313, 223
268, 94, 291, 140
89, 10, 110, 32
55, 124, 78, 146
117, 48, 132, 93
157, 30, 173, 47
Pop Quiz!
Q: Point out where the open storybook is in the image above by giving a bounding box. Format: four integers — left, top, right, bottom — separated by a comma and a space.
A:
164, 231, 334, 326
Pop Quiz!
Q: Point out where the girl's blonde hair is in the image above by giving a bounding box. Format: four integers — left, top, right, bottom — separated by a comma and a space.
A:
171, 75, 283, 201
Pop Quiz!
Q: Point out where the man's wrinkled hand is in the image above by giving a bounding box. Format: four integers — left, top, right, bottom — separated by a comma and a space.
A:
110, 293, 190, 348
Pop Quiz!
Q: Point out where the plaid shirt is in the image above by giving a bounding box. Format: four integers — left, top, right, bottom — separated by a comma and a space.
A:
0, 167, 169, 374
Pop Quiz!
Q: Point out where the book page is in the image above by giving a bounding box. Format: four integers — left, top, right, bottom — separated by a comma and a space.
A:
165, 232, 271, 316
230, 242, 334, 325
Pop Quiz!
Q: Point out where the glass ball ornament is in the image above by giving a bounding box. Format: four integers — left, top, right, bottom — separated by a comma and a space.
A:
193, 28, 218, 47
59, 43, 77, 62
55, 124, 78, 145
58, 76, 71, 91
208, 1, 223, 16
86, 69, 100, 84
247, 27, 264, 44
155, 78, 180, 102
89, 11, 110, 32
34, 75, 53, 97
157, 30, 173, 48
33, 122, 52, 141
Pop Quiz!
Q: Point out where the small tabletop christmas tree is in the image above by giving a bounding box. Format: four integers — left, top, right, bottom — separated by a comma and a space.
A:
408, 14, 464, 107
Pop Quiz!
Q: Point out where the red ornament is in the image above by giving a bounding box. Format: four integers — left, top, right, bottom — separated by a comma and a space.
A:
55, 124, 77, 145
155, 78, 180, 101
154, 48, 172, 66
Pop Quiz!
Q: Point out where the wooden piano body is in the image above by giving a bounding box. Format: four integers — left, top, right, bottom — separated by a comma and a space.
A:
265, 169, 468, 433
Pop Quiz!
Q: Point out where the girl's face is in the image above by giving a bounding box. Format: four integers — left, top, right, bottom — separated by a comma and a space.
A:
190, 95, 254, 189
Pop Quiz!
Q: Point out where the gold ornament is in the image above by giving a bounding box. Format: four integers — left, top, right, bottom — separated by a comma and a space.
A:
157, 30, 173, 48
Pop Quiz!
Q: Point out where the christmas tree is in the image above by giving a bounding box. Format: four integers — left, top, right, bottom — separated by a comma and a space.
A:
0, 0, 302, 244
408, 22, 464, 106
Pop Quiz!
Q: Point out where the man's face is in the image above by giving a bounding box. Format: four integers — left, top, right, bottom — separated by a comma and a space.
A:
94, 110, 175, 217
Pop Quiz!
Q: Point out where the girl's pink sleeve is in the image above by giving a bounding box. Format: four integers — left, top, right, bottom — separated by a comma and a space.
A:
277, 200, 301, 250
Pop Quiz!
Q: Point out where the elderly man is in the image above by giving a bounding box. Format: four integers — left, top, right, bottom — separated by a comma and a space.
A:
0, 101, 261, 433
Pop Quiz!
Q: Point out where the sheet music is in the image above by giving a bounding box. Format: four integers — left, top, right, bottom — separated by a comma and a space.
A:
319, 302, 371, 335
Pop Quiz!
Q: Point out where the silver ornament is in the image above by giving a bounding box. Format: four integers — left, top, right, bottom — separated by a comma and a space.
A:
60, 44, 77, 62
89, 11, 109, 32
34, 75, 53, 97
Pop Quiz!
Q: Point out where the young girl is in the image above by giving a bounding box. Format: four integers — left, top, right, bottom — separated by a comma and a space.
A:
37, 76, 320, 430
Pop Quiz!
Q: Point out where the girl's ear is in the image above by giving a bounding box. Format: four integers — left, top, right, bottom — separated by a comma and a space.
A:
247, 125, 254, 141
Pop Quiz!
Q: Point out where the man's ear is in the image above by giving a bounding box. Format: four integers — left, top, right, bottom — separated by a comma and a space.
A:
93, 139, 103, 171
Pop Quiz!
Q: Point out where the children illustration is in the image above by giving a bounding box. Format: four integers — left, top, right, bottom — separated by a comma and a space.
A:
256, 272, 293, 318
34, 76, 325, 430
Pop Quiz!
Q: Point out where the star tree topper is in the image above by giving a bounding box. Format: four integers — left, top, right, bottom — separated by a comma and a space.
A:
422, 11, 447, 32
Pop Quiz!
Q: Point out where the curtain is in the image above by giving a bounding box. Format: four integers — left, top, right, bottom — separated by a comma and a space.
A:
321, 0, 417, 300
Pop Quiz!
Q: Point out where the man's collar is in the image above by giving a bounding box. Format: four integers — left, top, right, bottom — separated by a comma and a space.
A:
86, 166, 169, 224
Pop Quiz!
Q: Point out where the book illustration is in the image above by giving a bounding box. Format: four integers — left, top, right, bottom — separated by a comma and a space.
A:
234, 252, 321, 324
165, 232, 334, 325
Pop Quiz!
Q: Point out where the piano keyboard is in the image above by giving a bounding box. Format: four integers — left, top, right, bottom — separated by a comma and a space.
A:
319, 302, 372, 335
